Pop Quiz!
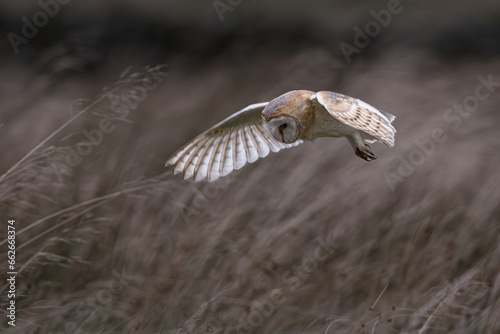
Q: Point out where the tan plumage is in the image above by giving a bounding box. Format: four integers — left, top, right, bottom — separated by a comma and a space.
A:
315, 91, 395, 147
166, 90, 396, 182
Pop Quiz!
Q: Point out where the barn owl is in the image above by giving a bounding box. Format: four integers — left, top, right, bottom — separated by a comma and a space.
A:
166, 90, 396, 182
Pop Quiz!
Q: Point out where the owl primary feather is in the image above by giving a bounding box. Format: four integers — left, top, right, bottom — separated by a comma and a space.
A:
166, 90, 396, 182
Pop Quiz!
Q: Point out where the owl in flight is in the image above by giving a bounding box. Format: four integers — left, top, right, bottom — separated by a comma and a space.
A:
166, 90, 396, 182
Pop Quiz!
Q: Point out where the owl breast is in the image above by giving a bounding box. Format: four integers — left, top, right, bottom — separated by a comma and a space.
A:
303, 103, 356, 140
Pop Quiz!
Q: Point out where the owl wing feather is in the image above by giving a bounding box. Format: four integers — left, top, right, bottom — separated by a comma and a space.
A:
166, 102, 303, 182
316, 91, 396, 147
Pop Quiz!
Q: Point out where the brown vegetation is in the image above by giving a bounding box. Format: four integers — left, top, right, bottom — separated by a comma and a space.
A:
1, 1, 500, 333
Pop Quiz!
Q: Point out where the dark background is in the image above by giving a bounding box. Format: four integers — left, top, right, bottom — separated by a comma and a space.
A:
1, 1, 500, 333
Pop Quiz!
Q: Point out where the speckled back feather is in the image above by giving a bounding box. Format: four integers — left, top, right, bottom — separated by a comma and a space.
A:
316, 91, 396, 147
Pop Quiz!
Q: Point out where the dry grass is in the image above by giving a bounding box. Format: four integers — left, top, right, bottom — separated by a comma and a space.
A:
1, 4, 500, 334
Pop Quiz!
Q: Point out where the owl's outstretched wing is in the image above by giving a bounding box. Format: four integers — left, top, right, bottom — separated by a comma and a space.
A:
315, 91, 396, 147
166, 102, 303, 182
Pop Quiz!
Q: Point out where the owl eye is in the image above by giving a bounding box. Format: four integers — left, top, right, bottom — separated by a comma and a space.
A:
277, 123, 288, 142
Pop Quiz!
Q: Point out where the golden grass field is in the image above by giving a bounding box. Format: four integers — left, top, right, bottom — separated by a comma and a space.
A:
1, 1, 500, 333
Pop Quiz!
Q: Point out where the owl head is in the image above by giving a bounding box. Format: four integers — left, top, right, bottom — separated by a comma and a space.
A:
262, 90, 315, 143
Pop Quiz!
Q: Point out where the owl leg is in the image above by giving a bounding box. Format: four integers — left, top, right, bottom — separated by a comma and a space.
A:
347, 134, 377, 161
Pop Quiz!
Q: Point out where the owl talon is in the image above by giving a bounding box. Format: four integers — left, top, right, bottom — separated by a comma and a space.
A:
355, 145, 377, 161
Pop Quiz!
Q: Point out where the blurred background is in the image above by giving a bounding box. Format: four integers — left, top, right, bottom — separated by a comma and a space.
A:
1, 0, 500, 333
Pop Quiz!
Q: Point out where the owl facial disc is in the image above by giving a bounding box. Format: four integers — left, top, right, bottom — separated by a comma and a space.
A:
264, 116, 299, 144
